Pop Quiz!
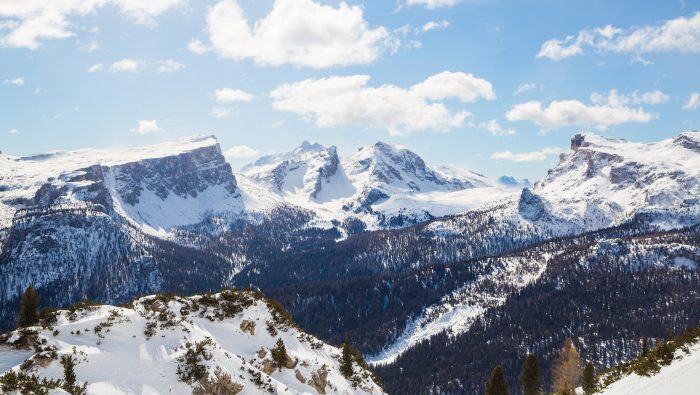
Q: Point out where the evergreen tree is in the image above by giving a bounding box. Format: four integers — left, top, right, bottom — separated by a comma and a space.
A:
485, 365, 509, 395
340, 339, 354, 378
581, 361, 596, 395
551, 338, 582, 394
271, 338, 288, 371
520, 354, 541, 395
641, 336, 649, 356
60, 354, 76, 388
16, 286, 40, 328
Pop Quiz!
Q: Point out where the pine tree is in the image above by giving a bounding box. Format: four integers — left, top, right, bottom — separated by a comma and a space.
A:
16, 286, 40, 328
340, 339, 354, 378
271, 338, 288, 371
61, 354, 76, 388
551, 338, 582, 394
520, 354, 541, 395
581, 361, 596, 395
641, 336, 649, 356
485, 364, 509, 395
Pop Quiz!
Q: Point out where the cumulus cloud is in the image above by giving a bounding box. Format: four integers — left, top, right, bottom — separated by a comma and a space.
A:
479, 119, 516, 136
193, 0, 392, 68
684, 92, 700, 111
109, 59, 144, 73
491, 147, 566, 162
0, 0, 184, 49
3, 76, 24, 86
422, 20, 449, 32
514, 83, 536, 96
537, 12, 700, 60
224, 145, 260, 158
214, 87, 253, 103
590, 89, 669, 106
270, 71, 494, 136
506, 94, 657, 130
132, 119, 163, 134
187, 39, 209, 54
407, 0, 461, 9
410, 71, 496, 102
89, 59, 184, 74
157, 59, 185, 73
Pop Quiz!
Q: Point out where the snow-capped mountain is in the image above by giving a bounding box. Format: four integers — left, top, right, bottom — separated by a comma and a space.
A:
0, 290, 384, 394
0, 135, 244, 236
240, 140, 516, 230
522, 131, 700, 230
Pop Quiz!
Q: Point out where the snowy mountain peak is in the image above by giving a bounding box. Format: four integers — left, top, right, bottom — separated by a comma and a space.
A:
0, 135, 242, 233
526, 131, 700, 230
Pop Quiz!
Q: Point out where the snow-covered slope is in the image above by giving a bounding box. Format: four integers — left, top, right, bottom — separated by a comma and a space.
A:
240, 140, 518, 230
598, 332, 700, 395
526, 131, 700, 230
0, 290, 384, 395
0, 135, 244, 236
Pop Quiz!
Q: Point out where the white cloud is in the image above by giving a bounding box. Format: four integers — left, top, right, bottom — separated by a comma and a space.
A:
157, 59, 185, 73
195, 0, 392, 68
210, 107, 231, 118
224, 145, 260, 158
514, 83, 536, 96
422, 20, 449, 32
109, 59, 144, 73
0, 0, 184, 50
491, 147, 566, 162
479, 119, 516, 136
8, 128, 19, 134
684, 92, 700, 111
590, 89, 669, 106
537, 12, 700, 60
214, 87, 253, 103
132, 119, 163, 134
407, 0, 461, 9
187, 39, 210, 54
88, 59, 184, 73
270, 71, 494, 136
3, 76, 24, 86
506, 96, 657, 130
410, 71, 496, 102
88, 63, 104, 73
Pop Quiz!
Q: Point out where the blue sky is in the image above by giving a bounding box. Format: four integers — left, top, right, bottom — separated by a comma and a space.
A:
1, 0, 699, 180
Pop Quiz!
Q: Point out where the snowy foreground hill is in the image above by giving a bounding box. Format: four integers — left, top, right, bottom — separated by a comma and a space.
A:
0, 290, 384, 395
595, 325, 700, 395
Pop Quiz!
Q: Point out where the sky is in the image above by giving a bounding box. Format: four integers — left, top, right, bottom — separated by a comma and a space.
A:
1, 0, 699, 181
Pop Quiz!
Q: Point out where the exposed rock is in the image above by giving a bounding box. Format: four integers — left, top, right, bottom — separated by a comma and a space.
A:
295, 369, 307, 383
262, 359, 275, 375
256, 347, 267, 359
518, 188, 546, 221
240, 320, 255, 336
307, 367, 329, 394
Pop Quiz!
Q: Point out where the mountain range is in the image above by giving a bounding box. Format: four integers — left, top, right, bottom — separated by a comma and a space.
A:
1, 130, 699, 394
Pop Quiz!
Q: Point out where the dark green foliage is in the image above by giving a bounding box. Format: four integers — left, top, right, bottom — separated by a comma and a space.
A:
520, 354, 541, 395
60, 354, 87, 395
0, 370, 63, 395
271, 338, 288, 371
641, 336, 649, 356
61, 354, 77, 388
176, 338, 214, 384
16, 286, 40, 328
340, 339, 354, 378
485, 365, 509, 395
582, 361, 596, 395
